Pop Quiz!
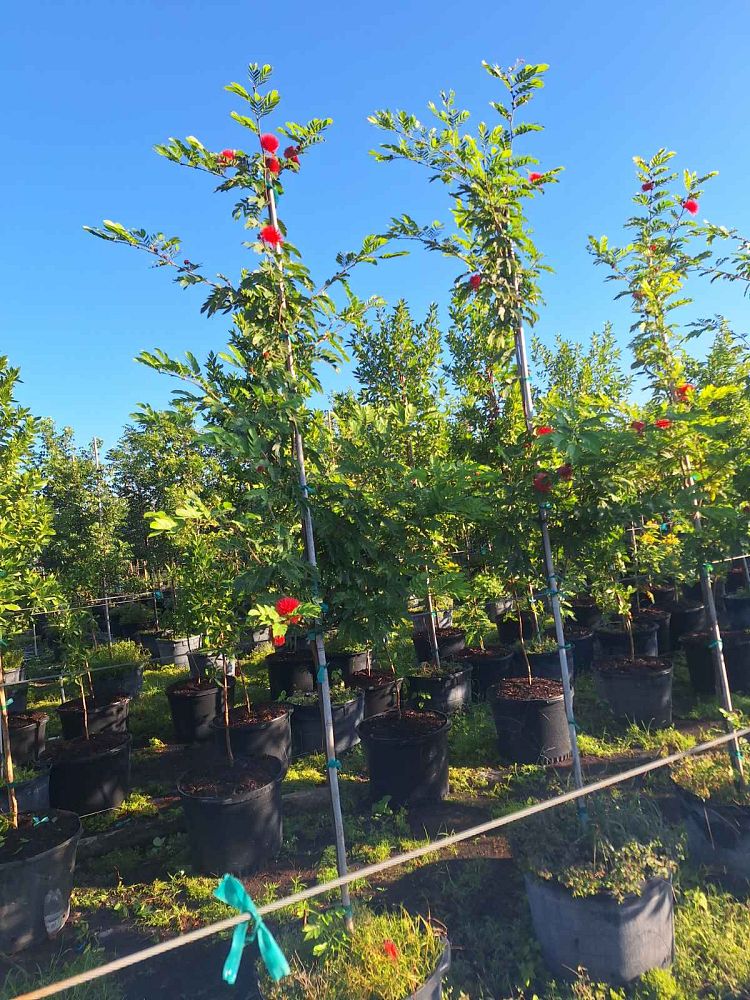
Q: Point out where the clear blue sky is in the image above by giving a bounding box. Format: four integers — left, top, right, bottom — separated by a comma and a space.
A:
4, 0, 750, 449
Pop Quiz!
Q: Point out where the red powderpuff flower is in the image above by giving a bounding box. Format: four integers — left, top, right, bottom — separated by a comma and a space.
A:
642, 181, 655, 192
557, 463, 573, 481
528, 171, 544, 184
676, 382, 695, 398
275, 596, 301, 617
382, 940, 399, 961
535, 425, 553, 436
284, 145, 300, 164
683, 199, 699, 215
260, 225, 283, 246
272, 635, 285, 647
533, 472, 552, 494
219, 149, 236, 163
655, 418, 672, 429
630, 420, 646, 435
469, 274, 482, 291
265, 155, 280, 175
260, 133, 279, 153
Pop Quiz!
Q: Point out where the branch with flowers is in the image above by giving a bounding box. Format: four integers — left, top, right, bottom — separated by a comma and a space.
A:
247, 596, 322, 649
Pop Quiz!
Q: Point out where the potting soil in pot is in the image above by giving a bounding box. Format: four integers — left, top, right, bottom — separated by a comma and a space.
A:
212, 703, 293, 776
358, 708, 450, 806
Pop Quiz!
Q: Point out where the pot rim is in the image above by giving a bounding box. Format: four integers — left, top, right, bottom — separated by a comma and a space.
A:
210, 704, 293, 732
39, 732, 132, 765
357, 708, 451, 744
0, 808, 81, 873
177, 754, 284, 804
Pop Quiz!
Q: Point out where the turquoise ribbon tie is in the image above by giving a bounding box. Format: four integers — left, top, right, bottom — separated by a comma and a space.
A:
316, 665, 327, 684
326, 758, 342, 771
214, 874, 290, 986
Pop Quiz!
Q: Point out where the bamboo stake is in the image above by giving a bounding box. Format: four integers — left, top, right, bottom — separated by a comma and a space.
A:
0, 648, 19, 826
92, 438, 113, 648
424, 576, 441, 668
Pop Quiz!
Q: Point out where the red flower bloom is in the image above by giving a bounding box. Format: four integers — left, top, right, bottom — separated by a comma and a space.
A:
260, 133, 279, 153
533, 472, 552, 494
260, 225, 283, 246
382, 940, 399, 961
676, 383, 694, 398
557, 463, 573, 481
649, 244, 657, 252
272, 635, 285, 647
528, 171, 543, 184
219, 148, 236, 163
275, 596, 301, 617
265, 155, 280, 175
641, 181, 654, 192
469, 273, 482, 291
655, 418, 672, 429
683, 199, 699, 215
535, 426, 553, 436
284, 145, 301, 164
630, 420, 646, 435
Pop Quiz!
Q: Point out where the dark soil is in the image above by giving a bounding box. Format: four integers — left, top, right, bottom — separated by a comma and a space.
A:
595, 620, 658, 636
266, 649, 313, 665
683, 630, 750, 646
492, 677, 563, 701
347, 671, 398, 690
8, 711, 48, 729
360, 709, 446, 739
0, 810, 79, 864
408, 662, 468, 679
665, 600, 704, 612
570, 594, 599, 608
434, 627, 465, 639
215, 704, 288, 728
58, 696, 129, 714
594, 655, 672, 675
39, 732, 130, 763
168, 678, 217, 698
179, 758, 278, 799
453, 645, 513, 660
634, 607, 670, 622
562, 624, 593, 639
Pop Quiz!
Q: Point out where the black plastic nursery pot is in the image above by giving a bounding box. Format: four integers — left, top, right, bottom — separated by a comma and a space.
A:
593, 657, 673, 728
91, 664, 144, 702
187, 650, 237, 679
178, 756, 283, 875
725, 566, 746, 595
517, 647, 576, 684
0, 809, 81, 954
347, 672, 402, 718
667, 601, 706, 650
406, 665, 472, 714
593, 621, 659, 660
135, 631, 160, 660
56, 696, 130, 741
6, 683, 28, 715
156, 635, 201, 668
358, 709, 451, 807
454, 646, 515, 699
0, 771, 50, 814
409, 609, 453, 633
725, 592, 750, 631
682, 630, 750, 695
496, 611, 537, 645
561, 625, 594, 673
412, 627, 466, 664
682, 580, 703, 602
8, 712, 48, 764
327, 649, 371, 682
409, 940, 452, 1000
265, 649, 315, 700
650, 583, 678, 609
524, 874, 674, 985
211, 705, 293, 778
41, 733, 132, 815
484, 597, 513, 623
166, 678, 221, 743
673, 782, 750, 877
287, 692, 365, 757
633, 608, 672, 655
570, 595, 602, 629
488, 678, 571, 765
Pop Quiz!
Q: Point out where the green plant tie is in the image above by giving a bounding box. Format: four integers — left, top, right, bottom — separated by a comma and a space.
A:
659, 523, 669, 534
154, 590, 163, 599
558, 643, 573, 652
731, 748, 744, 762
214, 874, 290, 985
709, 639, 723, 650
32, 815, 49, 827
538, 502, 552, 510
320, 602, 328, 613
5, 698, 12, 708
326, 758, 342, 771
0, 635, 7, 650
316, 665, 327, 684
704, 562, 714, 573
307, 629, 322, 642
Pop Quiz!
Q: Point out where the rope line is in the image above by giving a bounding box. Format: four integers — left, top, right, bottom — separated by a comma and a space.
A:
12, 725, 750, 1000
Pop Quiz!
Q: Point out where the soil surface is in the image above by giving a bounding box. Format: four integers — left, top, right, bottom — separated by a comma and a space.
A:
168, 678, 217, 697
39, 732, 130, 762
684, 629, 750, 646
360, 708, 445, 739
217, 703, 288, 727
492, 677, 563, 700
634, 607, 670, 621
8, 711, 48, 729
348, 671, 398, 690
266, 650, 314, 665
595, 655, 672, 674
0, 810, 79, 864
408, 662, 468, 679
666, 600, 705, 612
595, 620, 658, 635
434, 627, 465, 639
453, 645, 513, 660
58, 696, 129, 714
179, 757, 278, 798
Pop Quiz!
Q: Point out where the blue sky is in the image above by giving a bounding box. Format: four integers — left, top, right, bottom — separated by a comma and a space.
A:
4, 0, 750, 449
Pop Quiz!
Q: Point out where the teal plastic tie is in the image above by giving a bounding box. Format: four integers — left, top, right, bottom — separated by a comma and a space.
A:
32, 815, 49, 827
704, 562, 714, 573
659, 523, 669, 534
709, 639, 723, 650
320, 602, 329, 613
154, 590, 163, 599
5, 697, 12, 708
214, 874, 290, 985
326, 758, 342, 771
316, 665, 327, 684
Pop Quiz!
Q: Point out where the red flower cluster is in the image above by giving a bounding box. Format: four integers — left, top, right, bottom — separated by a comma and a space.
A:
218, 149, 236, 165
260, 225, 283, 246
641, 181, 655, 192
655, 418, 672, 429
260, 133, 279, 153
469, 273, 482, 291
533, 472, 552, 494
272, 635, 285, 647
528, 171, 543, 184
265, 155, 280, 176
683, 199, 699, 215
631, 420, 646, 435
382, 940, 399, 961
676, 383, 694, 400
275, 596, 301, 617
284, 145, 300, 165
535, 426, 553, 436
557, 463, 573, 482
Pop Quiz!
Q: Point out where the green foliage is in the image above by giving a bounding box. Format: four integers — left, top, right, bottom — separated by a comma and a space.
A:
671, 749, 750, 806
